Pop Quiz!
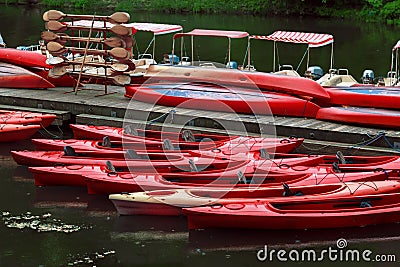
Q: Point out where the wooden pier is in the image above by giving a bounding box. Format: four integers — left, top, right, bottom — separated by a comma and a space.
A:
0, 85, 399, 155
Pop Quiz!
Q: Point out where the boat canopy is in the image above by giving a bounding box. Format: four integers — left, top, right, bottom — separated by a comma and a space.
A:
172, 29, 249, 67
248, 30, 334, 72
252, 31, 333, 48
173, 29, 249, 39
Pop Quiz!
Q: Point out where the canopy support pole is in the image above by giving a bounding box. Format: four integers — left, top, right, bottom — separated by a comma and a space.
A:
171, 38, 175, 65
306, 45, 310, 70
228, 37, 231, 68
247, 37, 251, 70
191, 35, 194, 66
152, 36, 156, 60
273, 41, 276, 72
330, 43, 334, 71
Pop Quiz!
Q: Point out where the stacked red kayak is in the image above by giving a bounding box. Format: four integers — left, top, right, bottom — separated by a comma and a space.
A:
12, 123, 400, 230
0, 109, 56, 142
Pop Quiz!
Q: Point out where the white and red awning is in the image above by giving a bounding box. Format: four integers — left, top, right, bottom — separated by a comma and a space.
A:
393, 40, 400, 51
251, 31, 334, 48
64, 21, 182, 36
174, 29, 249, 39
124, 22, 182, 35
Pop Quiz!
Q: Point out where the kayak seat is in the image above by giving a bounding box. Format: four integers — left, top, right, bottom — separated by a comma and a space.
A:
163, 139, 176, 151
123, 125, 138, 136
332, 162, 341, 173
259, 148, 270, 159
360, 201, 372, 208
182, 130, 195, 142
237, 171, 247, 184
189, 159, 198, 172
126, 149, 142, 159
102, 136, 111, 147
64, 146, 77, 156
336, 151, 347, 164
282, 182, 303, 197
106, 160, 116, 172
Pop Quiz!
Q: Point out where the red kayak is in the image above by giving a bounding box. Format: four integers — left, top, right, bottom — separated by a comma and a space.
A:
142, 65, 330, 100
0, 48, 51, 68
31, 136, 303, 154
0, 114, 42, 125
70, 124, 232, 142
0, 124, 41, 142
0, 110, 56, 128
0, 62, 54, 89
28, 154, 321, 187
124, 82, 321, 118
316, 106, 400, 129
183, 191, 400, 229
85, 169, 392, 195
266, 153, 400, 172
11, 148, 243, 170
29, 159, 251, 187
69, 124, 304, 153
30, 68, 78, 87
109, 180, 400, 216
325, 86, 400, 110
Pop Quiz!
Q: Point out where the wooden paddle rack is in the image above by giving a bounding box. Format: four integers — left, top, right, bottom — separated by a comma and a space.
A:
41, 10, 136, 95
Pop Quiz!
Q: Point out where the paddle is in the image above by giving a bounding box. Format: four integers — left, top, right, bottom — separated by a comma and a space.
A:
49, 66, 131, 86
46, 20, 132, 36
46, 42, 131, 60
46, 56, 131, 72
41, 31, 126, 48
43, 10, 130, 24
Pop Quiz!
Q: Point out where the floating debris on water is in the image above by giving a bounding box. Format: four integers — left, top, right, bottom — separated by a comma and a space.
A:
1, 211, 90, 233
67, 249, 116, 266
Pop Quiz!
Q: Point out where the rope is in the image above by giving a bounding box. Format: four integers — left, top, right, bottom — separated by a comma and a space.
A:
148, 109, 176, 125
296, 47, 309, 72
38, 123, 64, 139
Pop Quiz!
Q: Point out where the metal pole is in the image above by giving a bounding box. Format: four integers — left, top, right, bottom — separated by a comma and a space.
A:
330, 42, 334, 71
273, 41, 276, 72
152, 36, 156, 60
306, 45, 310, 70
247, 37, 251, 70
228, 37, 231, 68
191, 35, 194, 66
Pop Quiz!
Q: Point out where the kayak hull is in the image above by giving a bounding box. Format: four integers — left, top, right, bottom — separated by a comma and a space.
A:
0, 124, 40, 142
316, 106, 400, 129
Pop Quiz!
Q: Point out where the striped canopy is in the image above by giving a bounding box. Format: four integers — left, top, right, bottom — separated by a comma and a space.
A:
251, 31, 334, 48
174, 29, 249, 39
393, 40, 400, 51
65, 21, 182, 35
124, 22, 182, 35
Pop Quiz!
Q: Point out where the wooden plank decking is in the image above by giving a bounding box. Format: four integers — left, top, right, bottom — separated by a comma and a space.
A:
0, 85, 399, 151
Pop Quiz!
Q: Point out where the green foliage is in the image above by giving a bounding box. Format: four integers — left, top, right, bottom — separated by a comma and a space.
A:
5, 0, 400, 24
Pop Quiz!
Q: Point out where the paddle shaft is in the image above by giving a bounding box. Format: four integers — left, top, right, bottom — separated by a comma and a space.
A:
44, 10, 130, 24
41, 31, 126, 48
46, 21, 131, 36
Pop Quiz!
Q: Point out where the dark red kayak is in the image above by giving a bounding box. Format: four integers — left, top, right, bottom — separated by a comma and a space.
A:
183, 191, 400, 229
0, 124, 41, 142
325, 86, 400, 110
0, 62, 54, 89
69, 124, 304, 153
316, 106, 400, 129
0, 48, 51, 68
125, 82, 321, 117
142, 65, 330, 100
